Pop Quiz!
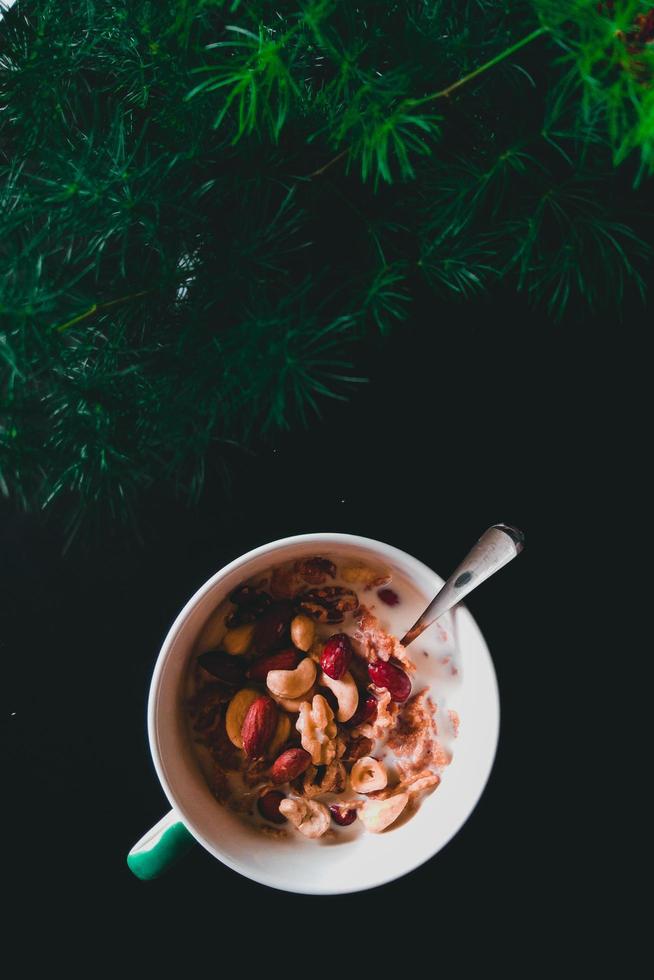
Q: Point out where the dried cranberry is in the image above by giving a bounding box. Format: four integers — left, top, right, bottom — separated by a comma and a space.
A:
197, 651, 246, 686
253, 600, 294, 653
320, 633, 352, 680
368, 660, 412, 702
329, 805, 357, 826
257, 790, 287, 824
377, 588, 400, 606
347, 695, 378, 728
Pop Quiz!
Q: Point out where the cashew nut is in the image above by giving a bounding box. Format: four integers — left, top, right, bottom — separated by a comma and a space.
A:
267, 685, 316, 714
350, 756, 388, 794
267, 657, 316, 699
290, 614, 316, 652
318, 669, 359, 722
223, 623, 255, 656
358, 792, 409, 833
279, 797, 331, 838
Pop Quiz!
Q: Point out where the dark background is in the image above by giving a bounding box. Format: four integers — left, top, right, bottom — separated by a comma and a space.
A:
2, 290, 612, 952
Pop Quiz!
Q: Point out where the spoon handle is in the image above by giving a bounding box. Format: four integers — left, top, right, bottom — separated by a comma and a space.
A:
401, 523, 524, 646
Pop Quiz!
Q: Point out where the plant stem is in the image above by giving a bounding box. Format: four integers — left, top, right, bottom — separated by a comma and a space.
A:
309, 26, 549, 179
411, 26, 548, 105
54, 290, 149, 333
307, 147, 348, 178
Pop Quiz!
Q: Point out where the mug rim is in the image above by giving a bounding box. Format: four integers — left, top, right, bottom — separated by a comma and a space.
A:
147, 532, 500, 893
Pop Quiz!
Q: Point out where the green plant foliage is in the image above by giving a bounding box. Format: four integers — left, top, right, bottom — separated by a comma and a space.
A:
187, 23, 302, 140
363, 263, 411, 334
0, 0, 652, 534
537, 0, 654, 177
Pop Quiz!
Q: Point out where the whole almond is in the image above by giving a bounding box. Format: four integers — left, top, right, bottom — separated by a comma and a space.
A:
270, 747, 312, 785
241, 696, 278, 759
247, 647, 301, 682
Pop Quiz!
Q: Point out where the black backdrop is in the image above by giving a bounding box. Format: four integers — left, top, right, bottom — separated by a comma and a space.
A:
3, 289, 616, 956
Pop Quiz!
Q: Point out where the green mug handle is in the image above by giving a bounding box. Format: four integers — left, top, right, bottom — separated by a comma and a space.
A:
127, 811, 195, 880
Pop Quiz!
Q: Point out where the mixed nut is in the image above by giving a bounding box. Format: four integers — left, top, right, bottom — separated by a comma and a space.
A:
187, 555, 449, 840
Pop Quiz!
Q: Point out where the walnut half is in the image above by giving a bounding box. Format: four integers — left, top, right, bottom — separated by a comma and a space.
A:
302, 761, 347, 798
298, 587, 359, 624
296, 694, 338, 765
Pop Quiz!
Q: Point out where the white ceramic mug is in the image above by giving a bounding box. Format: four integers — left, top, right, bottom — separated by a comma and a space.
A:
127, 532, 500, 893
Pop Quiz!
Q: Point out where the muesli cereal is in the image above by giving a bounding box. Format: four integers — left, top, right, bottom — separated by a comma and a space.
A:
186, 555, 459, 839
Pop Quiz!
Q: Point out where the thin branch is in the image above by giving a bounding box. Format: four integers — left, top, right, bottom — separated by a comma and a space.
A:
411, 27, 549, 104
307, 147, 348, 178
308, 27, 549, 178
54, 291, 150, 333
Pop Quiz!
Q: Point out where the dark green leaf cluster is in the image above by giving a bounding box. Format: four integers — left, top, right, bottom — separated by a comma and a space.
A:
536, 0, 654, 179
0, 0, 651, 535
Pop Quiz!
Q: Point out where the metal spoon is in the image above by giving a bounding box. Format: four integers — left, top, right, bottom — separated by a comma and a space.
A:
401, 523, 525, 646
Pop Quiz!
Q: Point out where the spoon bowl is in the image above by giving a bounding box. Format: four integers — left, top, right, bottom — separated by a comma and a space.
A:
401, 523, 524, 646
